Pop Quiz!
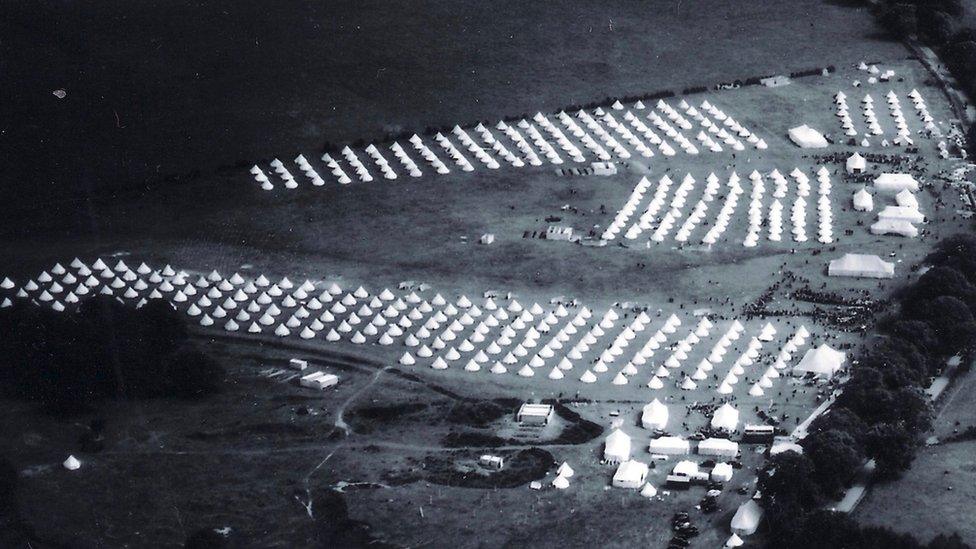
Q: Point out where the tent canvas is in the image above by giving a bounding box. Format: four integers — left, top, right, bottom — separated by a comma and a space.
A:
604, 429, 632, 463
793, 344, 846, 378
648, 436, 691, 455
878, 205, 924, 224
731, 499, 763, 536
870, 219, 919, 238
710, 403, 740, 432
612, 460, 650, 489
828, 253, 894, 279
846, 152, 867, 174
711, 462, 734, 482
874, 173, 919, 193
641, 399, 669, 430
698, 438, 740, 458
788, 125, 828, 148
852, 188, 874, 212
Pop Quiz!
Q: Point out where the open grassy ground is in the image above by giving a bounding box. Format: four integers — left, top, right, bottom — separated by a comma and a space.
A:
3, 0, 905, 207
855, 367, 976, 545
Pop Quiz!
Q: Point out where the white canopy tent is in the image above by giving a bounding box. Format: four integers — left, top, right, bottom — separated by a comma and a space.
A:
846, 152, 867, 174
731, 499, 763, 536
649, 436, 690, 455
874, 173, 919, 193
788, 125, 828, 148
793, 344, 846, 378
710, 403, 740, 432
828, 253, 894, 279
852, 188, 874, 212
604, 429, 632, 463
698, 438, 739, 457
871, 219, 919, 238
612, 460, 650, 489
641, 398, 669, 430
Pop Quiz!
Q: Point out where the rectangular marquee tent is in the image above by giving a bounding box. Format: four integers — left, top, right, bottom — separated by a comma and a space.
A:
828, 253, 895, 279
649, 436, 691, 455
874, 173, 919, 193
698, 438, 740, 458
612, 460, 650, 489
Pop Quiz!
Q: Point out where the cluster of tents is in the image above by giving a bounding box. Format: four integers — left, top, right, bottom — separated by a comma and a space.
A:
405, 293, 824, 399
600, 396, 772, 544
835, 89, 934, 147
708, 323, 813, 397
3, 259, 845, 398
852, 172, 924, 238
742, 167, 833, 246
250, 97, 767, 191
601, 166, 835, 248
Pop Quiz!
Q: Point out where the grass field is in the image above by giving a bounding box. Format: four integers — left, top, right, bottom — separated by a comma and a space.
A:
855, 367, 976, 545
3, 0, 906, 208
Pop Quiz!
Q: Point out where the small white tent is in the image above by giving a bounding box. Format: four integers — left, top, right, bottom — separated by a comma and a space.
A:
846, 152, 867, 174
828, 253, 894, 279
895, 189, 919, 210
711, 462, 734, 482
852, 188, 874, 212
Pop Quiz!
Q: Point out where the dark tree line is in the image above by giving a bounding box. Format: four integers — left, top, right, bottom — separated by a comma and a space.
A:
759, 234, 976, 547
0, 296, 224, 411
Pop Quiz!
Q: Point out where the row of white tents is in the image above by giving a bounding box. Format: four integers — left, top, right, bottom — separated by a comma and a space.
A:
602, 167, 837, 247
835, 89, 938, 142
250, 98, 767, 190
3, 259, 844, 396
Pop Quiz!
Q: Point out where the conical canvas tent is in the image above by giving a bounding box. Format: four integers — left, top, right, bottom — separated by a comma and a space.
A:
641, 398, 669, 430
793, 344, 846, 378
711, 403, 740, 431
63, 455, 81, 470
731, 499, 763, 536
603, 429, 632, 463
852, 188, 874, 212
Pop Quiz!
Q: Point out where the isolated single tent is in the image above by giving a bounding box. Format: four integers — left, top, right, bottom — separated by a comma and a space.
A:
603, 429, 632, 463
828, 253, 894, 279
788, 125, 828, 148
793, 343, 846, 378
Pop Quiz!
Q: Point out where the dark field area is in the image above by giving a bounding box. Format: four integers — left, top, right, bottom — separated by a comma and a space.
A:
2, 0, 901, 213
